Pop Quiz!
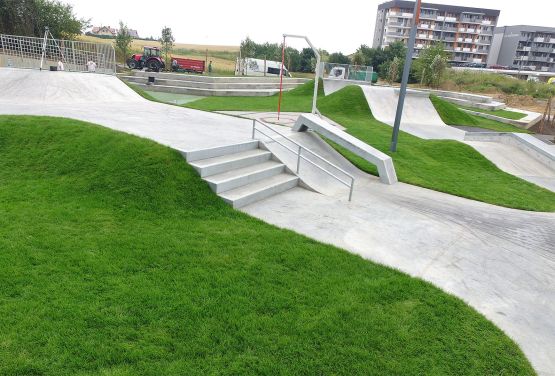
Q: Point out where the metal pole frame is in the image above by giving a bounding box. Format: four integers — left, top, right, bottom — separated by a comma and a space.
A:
390, 0, 421, 152
40, 27, 49, 70
282, 34, 321, 115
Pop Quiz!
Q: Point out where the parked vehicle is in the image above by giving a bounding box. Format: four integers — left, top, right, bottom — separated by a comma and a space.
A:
126, 46, 165, 72
488, 64, 510, 70
235, 58, 290, 77
171, 57, 205, 74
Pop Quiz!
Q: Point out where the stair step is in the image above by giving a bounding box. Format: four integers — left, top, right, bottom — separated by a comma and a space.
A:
205, 161, 285, 193
219, 173, 299, 208
190, 149, 272, 177
184, 141, 259, 162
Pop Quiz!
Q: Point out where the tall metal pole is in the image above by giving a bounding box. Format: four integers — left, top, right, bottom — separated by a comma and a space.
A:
282, 34, 321, 115
40, 27, 49, 71
277, 36, 286, 121
390, 0, 421, 152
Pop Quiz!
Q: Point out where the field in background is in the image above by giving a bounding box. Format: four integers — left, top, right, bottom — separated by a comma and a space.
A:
79, 35, 239, 73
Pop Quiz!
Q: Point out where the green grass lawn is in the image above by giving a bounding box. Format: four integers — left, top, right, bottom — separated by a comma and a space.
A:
319, 87, 555, 212
430, 95, 529, 133
458, 105, 527, 120
0, 115, 535, 375
185, 79, 323, 112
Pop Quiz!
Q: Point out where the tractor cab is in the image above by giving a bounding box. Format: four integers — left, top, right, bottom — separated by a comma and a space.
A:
142, 47, 161, 59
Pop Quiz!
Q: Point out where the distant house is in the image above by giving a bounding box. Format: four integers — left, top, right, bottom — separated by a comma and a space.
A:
90, 26, 140, 39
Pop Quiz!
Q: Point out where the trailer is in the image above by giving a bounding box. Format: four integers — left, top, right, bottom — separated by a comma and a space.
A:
171, 57, 205, 74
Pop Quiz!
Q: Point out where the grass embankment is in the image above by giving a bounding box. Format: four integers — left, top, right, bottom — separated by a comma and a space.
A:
0, 115, 535, 375
430, 95, 529, 133
186, 79, 324, 112
458, 105, 527, 120
320, 87, 555, 211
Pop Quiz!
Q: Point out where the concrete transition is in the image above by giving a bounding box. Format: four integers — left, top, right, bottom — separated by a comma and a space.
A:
1, 68, 555, 375
465, 132, 555, 192
322, 78, 555, 192
292, 113, 397, 185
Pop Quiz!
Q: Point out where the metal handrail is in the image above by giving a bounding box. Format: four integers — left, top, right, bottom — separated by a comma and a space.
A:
251, 119, 355, 201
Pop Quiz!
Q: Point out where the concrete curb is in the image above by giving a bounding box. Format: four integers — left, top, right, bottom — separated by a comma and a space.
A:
464, 132, 555, 170
460, 108, 541, 129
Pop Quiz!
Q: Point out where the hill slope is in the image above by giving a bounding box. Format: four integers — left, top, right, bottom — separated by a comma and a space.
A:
0, 115, 534, 375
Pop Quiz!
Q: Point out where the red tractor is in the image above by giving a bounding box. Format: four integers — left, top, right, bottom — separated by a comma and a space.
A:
127, 46, 165, 72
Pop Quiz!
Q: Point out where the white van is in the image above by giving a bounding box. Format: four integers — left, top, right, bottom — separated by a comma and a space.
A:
235, 58, 291, 77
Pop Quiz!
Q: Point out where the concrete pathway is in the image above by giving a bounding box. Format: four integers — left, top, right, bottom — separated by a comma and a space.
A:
1, 68, 555, 375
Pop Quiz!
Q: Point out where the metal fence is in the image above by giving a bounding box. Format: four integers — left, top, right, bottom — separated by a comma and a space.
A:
320, 62, 376, 83
0, 33, 116, 75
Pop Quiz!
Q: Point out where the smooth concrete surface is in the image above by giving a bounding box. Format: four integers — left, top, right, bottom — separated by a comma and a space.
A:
2, 68, 555, 375
358, 85, 467, 140
0, 68, 253, 151
465, 132, 555, 170
293, 114, 398, 185
241, 134, 555, 376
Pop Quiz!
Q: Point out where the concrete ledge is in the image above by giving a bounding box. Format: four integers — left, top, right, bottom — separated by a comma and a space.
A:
293, 114, 398, 185
464, 132, 555, 170
460, 108, 532, 128
438, 95, 506, 111
130, 70, 309, 84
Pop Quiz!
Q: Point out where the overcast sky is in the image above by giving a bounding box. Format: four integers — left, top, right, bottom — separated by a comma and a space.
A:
68, 0, 554, 53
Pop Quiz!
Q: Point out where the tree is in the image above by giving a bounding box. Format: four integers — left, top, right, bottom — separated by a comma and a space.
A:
387, 56, 401, 84
352, 51, 366, 66
115, 21, 133, 64
328, 52, 351, 65
159, 26, 175, 69
0, 0, 88, 39
412, 42, 449, 87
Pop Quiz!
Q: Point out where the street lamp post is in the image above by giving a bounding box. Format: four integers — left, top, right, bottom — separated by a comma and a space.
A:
390, 0, 422, 152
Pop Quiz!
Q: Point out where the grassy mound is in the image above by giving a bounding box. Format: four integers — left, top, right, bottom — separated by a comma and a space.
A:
319, 86, 555, 212
430, 95, 527, 133
0, 115, 535, 375
186, 79, 323, 112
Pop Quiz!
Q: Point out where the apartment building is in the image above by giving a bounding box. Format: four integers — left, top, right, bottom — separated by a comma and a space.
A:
488, 25, 555, 72
373, 0, 500, 64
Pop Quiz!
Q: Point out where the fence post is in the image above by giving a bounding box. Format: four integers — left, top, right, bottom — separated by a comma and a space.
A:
296, 146, 302, 174
252, 119, 256, 139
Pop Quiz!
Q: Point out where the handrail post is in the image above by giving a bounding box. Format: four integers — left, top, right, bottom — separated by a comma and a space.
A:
349, 177, 355, 201
252, 119, 256, 139
296, 146, 302, 173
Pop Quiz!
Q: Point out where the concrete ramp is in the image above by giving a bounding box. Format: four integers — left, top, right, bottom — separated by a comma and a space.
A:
0, 68, 141, 105
323, 79, 465, 140
359, 85, 466, 141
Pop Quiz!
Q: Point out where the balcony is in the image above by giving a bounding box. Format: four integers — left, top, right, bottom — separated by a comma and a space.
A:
419, 14, 437, 20
461, 17, 483, 24
388, 22, 411, 28
531, 46, 553, 53
482, 20, 492, 25
441, 27, 458, 32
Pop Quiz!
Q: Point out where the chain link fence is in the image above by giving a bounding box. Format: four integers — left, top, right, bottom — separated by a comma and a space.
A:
0, 33, 116, 75
320, 62, 377, 83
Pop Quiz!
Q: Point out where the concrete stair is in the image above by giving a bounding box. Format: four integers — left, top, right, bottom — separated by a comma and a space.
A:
184, 141, 299, 208
120, 71, 308, 97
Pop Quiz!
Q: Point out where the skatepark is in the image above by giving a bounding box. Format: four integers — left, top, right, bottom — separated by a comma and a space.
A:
1, 66, 555, 374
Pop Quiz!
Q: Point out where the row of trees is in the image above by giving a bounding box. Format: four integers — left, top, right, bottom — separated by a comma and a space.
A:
239, 37, 355, 74
239, 36, 449, 88
0, 0, 88, 39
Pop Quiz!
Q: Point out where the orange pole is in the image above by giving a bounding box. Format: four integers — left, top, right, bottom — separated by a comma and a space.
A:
277, 35, 286, 121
